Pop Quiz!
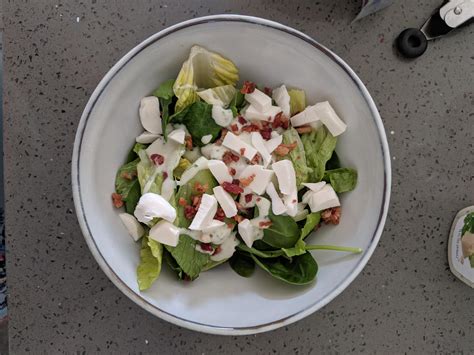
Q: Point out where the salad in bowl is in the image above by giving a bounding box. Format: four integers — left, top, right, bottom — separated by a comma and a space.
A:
112, 45, 361, 291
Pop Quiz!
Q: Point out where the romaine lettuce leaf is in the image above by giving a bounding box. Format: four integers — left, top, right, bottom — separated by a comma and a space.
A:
288, 88, 306, 115
165, 235, 209, 279
173, 45, 239, 112
197, 85, 236, 107
136, 150, 164, 195
173, 158, 192, 179
115, 158, 141, 214
153, 79, 175, 139
137, 236, 163, 291
279, 127, 311, 189
301, 127, 337, 182
323, 168, 358, 193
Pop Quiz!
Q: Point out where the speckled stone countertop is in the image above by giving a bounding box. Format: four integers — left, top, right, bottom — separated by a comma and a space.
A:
4, 0, 473, 353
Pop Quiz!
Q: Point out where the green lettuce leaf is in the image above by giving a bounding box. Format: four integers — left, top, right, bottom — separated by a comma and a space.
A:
323, 168, 358, 193
301, 126, 337, 182
133, 142, 148, 154
173, 158, 192, 179
197, 85, 236, 107
288, 88, 306, 115
279, 127, 311, 189
153, 79, 175, 139
165, 235, 209, 279
115, 158, 141, 213
137, 237, 163, 291
173, 45, 239, 112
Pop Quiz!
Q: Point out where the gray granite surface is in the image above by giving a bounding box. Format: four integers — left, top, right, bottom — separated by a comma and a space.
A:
4, 0, 473, 353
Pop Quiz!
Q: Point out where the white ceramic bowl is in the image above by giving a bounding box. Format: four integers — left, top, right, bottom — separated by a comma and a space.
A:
72, 15, 391, 335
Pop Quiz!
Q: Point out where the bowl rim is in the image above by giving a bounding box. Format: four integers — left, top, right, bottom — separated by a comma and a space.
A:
72, 14, 392, 335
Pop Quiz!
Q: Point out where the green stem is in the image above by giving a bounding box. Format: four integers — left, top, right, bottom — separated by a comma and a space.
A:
305, 245, 363, 254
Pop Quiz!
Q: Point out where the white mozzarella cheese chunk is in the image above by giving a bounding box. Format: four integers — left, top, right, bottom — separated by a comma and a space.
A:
201, 219, 232, 245
139, 96, 162, 134
266, 182, 287, 215
264, 133, 283, 154
238, 187, 257, 208
208, 160, 233, 184
272, 85, 291, 117
136, 131, 160, 144
118, 213, 145, 241
250, 132, 271, 167
245, 89, 272, 112
302, 190, 314, 204
212, 105, 234, 127
210, 233, 239, 261
189, 194, 218, 230
271, 160, 296, 195
239, 165, 274, 195
313, 101, 347, 136
177, 156, 209, 186
168, 128, 186, 144
283, 190, 298, 217
308, 184, 341, 213
134, 193, 176, 224
255, 197, 271, 218
222, 132, 257, 161
200, 144, 228, 160
146, 136, 184, 174
213, 186, 238, 218
161, 177, 176, 202
302, 182, 326, 192
201, 134, 213, 145
149, 220, 180, 247
238, 219, 264, 248
243, 104, 282, 122
290, 105, 320, 127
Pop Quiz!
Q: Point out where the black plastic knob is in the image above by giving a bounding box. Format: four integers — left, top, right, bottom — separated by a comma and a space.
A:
396, 28, 428, 58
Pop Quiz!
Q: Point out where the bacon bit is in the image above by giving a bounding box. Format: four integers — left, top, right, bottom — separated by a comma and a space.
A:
292, 199, 297, 203
227, 222, 235, 229
250, 153, 261, 165
260, 127, 272, 140
238, 116, 247, 125
296, 125, 313, 134
192, 195, 202, 208
221, 181, 244, 194
214, 207, 225, 221
200, 243, 214, 252
120, 171, 136, 180
178, 197, 187, 206
244, 194, 253, 203
239, 147, 246, 156
222, 151, 240, 164
111, 193, 124, 208
259, 220, 273, 228
194, 182, 208, 195
235, 201, 246, 212
239, 174, 256, 187
184, 135, 193, 150
261, 121, 270, 128
163, 171, 168, 180
256, 197, 261, 202
215, 129, 228, 146
228, 167, 237, 176
230, 123, 239, 133
321, 207, 341, 225
234, 214, 244, 223
272, 112, 289, 129
212, 245, 222, 255
184, 205, 197, 220
263, 87, 273, 96
274, 142, 298, 156
150, 154, 164, 166
183, 274, 192, 281
241, 81, 256, 94
241, 124, 260, 133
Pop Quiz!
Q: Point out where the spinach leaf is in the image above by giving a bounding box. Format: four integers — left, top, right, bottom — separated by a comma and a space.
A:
170, 101, 222, 147
262, 212, 300, 248
229, 253, 255, 277
301, 212, 321, 240
115, 158, 141, 212
137, 237, 163, 291
252, 239, 278, 251
237, 244, 285, 258
124, 180, 141, 214
301, 127, 337, 182
153, 79, 175, 139
202, 259, 228, 272
326, 151, 341, 170
282, 239, 307, 257
279, 127, 311, 189
251, 252, 318, 285
163, 248, 187, 280
165, 235, 209, 279
323, 168, 358, 193
462, 212, 474, 236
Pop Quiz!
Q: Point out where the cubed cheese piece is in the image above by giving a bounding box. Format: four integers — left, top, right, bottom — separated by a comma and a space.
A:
168, 128, 186, 144
245, 89, 272, 112
314, 101, 347, 136
134, 193, 176, 224
238, 187, 257, 208
308, 184, 340, 213
264, 133, 283, 154
250, 132, 271, 167
272, 85, 290, 117
271, 160, 296, 195
303, 182, 326, 192
243, 104, 282, 122
266, 183, 287, 215
255, 197, 271, 218
189, 194, 218, 230
177, 156, 209, 186
139, 96, 162, 134
118, 213, 145, 241
202, 219, 232, 245
210, 233, 240, 261
149, 220, 180, 247
212, 105, 234, 127
213, 186, 238, 218
283, 190, 298, 217
136, 131, 160, 144
201, 134, 213, 145
208, 160, 233, 184
222, 132, 257, 161
239, 165, 274, 195
290, 105, 320, 127
238, 219, 263, 248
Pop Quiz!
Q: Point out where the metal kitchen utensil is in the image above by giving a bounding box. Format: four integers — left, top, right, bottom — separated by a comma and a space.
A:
397, 0, 474, 58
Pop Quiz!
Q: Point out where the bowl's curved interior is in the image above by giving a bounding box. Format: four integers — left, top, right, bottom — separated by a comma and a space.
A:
74, 17, 390, 334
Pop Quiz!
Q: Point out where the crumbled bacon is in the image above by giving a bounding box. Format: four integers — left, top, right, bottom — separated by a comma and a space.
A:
111, 193, 124, 208
238, 116, 247, 125
228, 167, 237, 176
178, 197, 187, 206
272, 112, 289, 129
184, 205, 197, 220
240, 81, 256, 94
239, 174, 255, 187
234, 214, 244, 223
214, 207, 225, 221
260, 127, 272, 140
221, 181, 244, 194
192, 195, 202, 208
215, 129, 228, 146
321, 207, 341, 225
263, 87, 273, 96
296, 125, 313, 134
200, 243, 214, 252
184, 135, 193, 150
222, 151, 240, 164
250, 153, 261, 165
230, 123, 239, 133
212, 245, 222, 255
259, 220, 273, 228
244, 194, 253, 203
150, 154, 164, 166
163, 171, 168, 180
120, 171, 136, 180
274, 142, 298, 156
241, 124, 260, 133
239, 147, 246, 156
194, 182, 208, 195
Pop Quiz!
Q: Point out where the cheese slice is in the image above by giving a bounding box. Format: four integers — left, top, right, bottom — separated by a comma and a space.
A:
222, 132, 257, 161
245, 89, 272, 112
266, 182, 287, 215
264, 133, 282, 154
149, 220, 180, 247
189, 194, 218, 230
139, 96, 162, 134
243, 104, 282, 122
208, 160, 233, 184
168, 128, 186, 144
272, 85, 290, 118
271, 160, 296, 195
313, 101, 347, 136
239, 165, 274, 195
213, 186, 238, 218
308, 184, 340, 213
250, 132, 271, 167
